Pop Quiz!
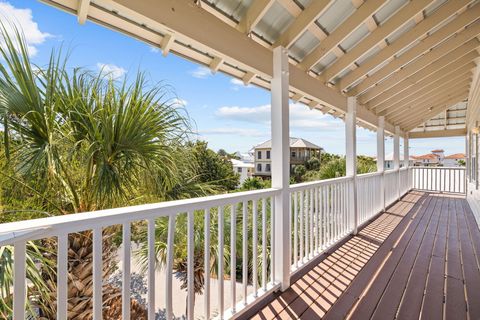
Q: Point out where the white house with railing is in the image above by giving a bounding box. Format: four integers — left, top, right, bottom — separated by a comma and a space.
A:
3, 1, 480, 320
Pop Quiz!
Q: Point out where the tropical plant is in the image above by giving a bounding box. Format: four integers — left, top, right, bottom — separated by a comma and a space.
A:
0, 23, 202, 319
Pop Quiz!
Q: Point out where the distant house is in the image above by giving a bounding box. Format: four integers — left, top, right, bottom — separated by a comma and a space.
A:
384, 152, 415, 169
444, 153, 466, 167
253, 138, 322, 177
231, 158, 254, 185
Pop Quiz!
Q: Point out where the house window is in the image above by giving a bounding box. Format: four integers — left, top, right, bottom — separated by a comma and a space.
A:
266, 150, 270, 159
291, 151, 296, 158
257, 151, 262, 159
257, 163, 262, 172
266, 164, 271, 172
237, 167, 242, 173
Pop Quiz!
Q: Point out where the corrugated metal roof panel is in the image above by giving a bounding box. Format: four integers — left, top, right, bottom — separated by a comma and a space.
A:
289, 30, 321, 61
374, 0, 409, 25
254, 1, 294, 44
316, 0, 355, 34
340, 23, 370, 52
312, 51, 337, 73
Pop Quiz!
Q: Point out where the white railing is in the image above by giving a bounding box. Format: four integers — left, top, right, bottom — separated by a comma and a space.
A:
385, 169, 400, 206
289, 177, 354, 271
2, 166, 432, 320
0, 188, 280, 320
411, 166, 466, 194
356, 172, 383, 226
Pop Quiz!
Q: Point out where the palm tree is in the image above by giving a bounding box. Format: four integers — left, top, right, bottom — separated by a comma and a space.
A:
0, 23, 197, 319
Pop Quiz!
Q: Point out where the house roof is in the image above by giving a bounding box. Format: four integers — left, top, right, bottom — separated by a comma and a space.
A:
431, 149, 445, 153
254, 138, 322, 150
412, 154, 440, 161
231, 159, 254, 168
445, 153, 466, 160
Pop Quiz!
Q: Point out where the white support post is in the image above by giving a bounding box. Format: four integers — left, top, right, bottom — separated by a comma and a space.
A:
377, 116, 385, 211
394, 126, 400, 170
404, 133, 410, 190
346, 97, 358, 234
271, 46, 290, 291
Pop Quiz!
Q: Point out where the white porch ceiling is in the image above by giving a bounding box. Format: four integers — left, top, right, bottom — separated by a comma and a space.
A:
39, 0, 480, 137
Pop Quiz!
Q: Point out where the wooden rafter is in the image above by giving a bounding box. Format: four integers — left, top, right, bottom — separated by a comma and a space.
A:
237, 0, 275, 34
339, 0, 473, 91
321, 0, 435, 83
360, 31, 480, 103
299, 1, 388, 72
367, 50, 479, 109
274, 0, 332, 48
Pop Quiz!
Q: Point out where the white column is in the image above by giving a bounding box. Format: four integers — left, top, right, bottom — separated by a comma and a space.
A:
393, 126, 400, 170
394, 126, 400, 200
403, 133, 409, 168
271, 46, 290, 291
346, 97, 358, 234
377, 117, 385, 172
377, 117, 385, 211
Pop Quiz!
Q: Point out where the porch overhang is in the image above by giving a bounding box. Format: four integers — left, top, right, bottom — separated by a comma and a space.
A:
40, 0, 480, 137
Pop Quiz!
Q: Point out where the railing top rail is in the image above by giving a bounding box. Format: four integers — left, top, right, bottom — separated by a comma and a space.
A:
412, 166, 465, 170
357, 171, 382, 179
384, 169, 399, 174
0, 188, 280, 245
289, 176, 353, 192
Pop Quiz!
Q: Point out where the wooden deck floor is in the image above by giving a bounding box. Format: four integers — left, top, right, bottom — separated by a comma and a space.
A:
244, 191, 480, 320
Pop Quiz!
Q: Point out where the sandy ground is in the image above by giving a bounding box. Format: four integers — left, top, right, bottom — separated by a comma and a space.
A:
117, 243, 255, 319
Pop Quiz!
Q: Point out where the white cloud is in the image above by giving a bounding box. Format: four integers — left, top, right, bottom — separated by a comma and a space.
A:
215, 102, 340, 131
190, 66, 211, 79
97, 63, 127, 80
172, 98, 188, 106
0, 2, 51, 56
230, 78, 252, 90
149, 46, 160, 53
198, 127, 266, 137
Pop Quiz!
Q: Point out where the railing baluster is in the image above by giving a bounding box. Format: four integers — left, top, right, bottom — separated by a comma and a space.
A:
13, 241, 26, 320
315, 187, 319, 254
93, 227, 103, 320
122, 224, 131, 320
57, 234, 68, 320
166, 214, 176, 319
231, 204, 236, 311
262, 198, 267, 291
299, 190, 304, 262
270, 197, 275, 283
242, 201, 248, 305
304, 190, 309, 259
218, 206, 224, 319
308, 188, 315, 257
204, 208, 211, 320
187, 211, 194, 320
252, 199, 258, 297
293, 192, 298, 267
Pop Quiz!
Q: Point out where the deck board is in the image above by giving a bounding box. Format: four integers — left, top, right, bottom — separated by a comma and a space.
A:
243, 191, 480, 320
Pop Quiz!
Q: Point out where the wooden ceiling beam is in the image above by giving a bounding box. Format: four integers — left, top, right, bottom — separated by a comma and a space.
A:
359, 30, 480, 103
403, 95, 469, 131
237, 0, 276, 34
409, 128, 467, 138
339, 0, 474, 91
368, 51, 478, 109
390, 88, 470, 124
378, 66, 474, 115
274, 0, 333, 48
298, 1, 388, 71
321, 0, 434, 83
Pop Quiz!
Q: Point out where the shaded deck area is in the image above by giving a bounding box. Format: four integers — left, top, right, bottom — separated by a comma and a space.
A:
245, 191, 480, 319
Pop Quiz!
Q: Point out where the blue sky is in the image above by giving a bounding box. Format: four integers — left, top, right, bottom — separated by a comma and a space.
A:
0, 1, 465, 156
